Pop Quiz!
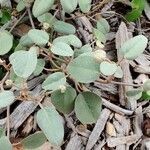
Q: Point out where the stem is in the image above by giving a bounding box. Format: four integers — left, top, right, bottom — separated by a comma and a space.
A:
0, 72, 9, 90
27, 7, 35, 29
9, 10, 27, 33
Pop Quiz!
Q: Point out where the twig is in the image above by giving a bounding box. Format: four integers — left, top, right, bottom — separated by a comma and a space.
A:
0, 72, 9, 90
27, 7, 35, 29
9, 10, 27, 33
6, 106, 10, 138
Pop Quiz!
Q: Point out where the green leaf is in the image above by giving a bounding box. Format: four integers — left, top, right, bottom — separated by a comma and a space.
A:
53, 35, 82, 48
19, 34, 33, 47
37, 13, 57, 27
0, 136, 12, 150
75, 92, 102, 124
16, 0, 26, 12
0, 91, 15, 109
0, 30, 13, 55
53, 21, 76, 34
0, 128, 5, 138
51, 42, 74, 56
37, 106, 64, 146
93, 28, 106, 44
0, 9, 11, 24
60, 0, 77, 13
97, 18, 110, 34
78, 0, 92, 13
51, 87, 76, 114
119, 35, 148, 60
126, 88, 143, 100
100, 61, 118, 76
114, 66, 123, 78
42, 72, 66, 91
22, 132, 47, 149
28, 29, 49, 46
9, 46, 37, 78
33, 59, 45, 76
32, 0, 54, 17
142, 91, 150, 100
67, 55, 100, 83
131, 0, 145, 10
74, 44, 92, 57
143, 80, 150, 91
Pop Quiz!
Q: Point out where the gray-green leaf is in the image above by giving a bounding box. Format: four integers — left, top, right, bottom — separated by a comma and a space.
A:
42, 72, 66, 91
32, 0, 54, 17
33, 59, 45, 76
51, 42, 74, 56
28, 29, 49, 46
0, 91, 14, 109
119, 35, 148, 60
67, 55, 100, 83
60, 0, 77, 13
51, 87, 76, 114
75, 92, 102, 124
78, 0, 92, 13
37, 106, 64, 146
9, 46, 38, 78
0, 30, 13, 55
0, 136, 12, 150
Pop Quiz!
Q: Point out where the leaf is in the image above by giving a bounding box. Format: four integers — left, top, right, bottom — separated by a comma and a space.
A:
51, 42, 74, 56
19, 34, 33, 47
21, 132, 47, 149
53, 21, 76, 34
51, 87, 76, 114
93, 28, 106, 44
74, 44, 92, 57
0, 30, 13, 55
67, 55, 100, 83
0, 91, 15, 109
16, 0, 26, 12
53, 35, 82, 48
100, 61, 118, 76
97, 18, 110, 34
119, 35, 148, 60
28, 29, 49, 46
75, 92, 102, 124
37, 13, 57, 27
9, 46, 38, 78
42, 72, 66, 91
126, 88, 143, 100
60, 0, 77, 13
0, 128, 5, 138
37, 106, 64, 146
142, 91, 150, 100
0, 136, 12, 150
114, 66, 123, 78
33, 59, 45, 76
32, 0, 54, 17
78, 0, 92, 13
143, 79, 150, 91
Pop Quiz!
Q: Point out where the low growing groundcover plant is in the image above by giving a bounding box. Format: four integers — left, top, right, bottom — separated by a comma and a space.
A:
0, 0, 150, 149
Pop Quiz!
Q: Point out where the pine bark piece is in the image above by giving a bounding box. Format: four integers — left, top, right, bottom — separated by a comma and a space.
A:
86, 108, 111, 150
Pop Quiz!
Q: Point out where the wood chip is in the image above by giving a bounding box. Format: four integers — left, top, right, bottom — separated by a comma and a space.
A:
86, 108, 111, 150
106, 122, 116, 137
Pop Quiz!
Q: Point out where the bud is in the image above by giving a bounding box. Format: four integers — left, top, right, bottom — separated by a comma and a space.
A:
93, 50, 106, 62
96, 40, 104, 49
59, 85, 66, 93
5, 79, 13, 87
43, 22, 50, 30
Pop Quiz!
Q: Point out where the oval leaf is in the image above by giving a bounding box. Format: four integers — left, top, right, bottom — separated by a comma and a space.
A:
22, 132, 47, 149
9, 46, 38, 78
143, 80, 150, 91
75, 92, 102, 124
32, 0, 54, 17
33, 59, 45, 76
119, 35, 148, 60
78, 0, 92, 13
37, 106, 64, 146
28, 29, 49, 46
0, 30, 13, 55
0, 136, 12, 150
53, 21, 76, 34
0, 91, 15, 109
100, 61, 118, 76
51, 87, 76, 114
67, 55, 100, 83
42, 72, 66, 91
60, 0, 77, 13
51, 42, 74, 56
